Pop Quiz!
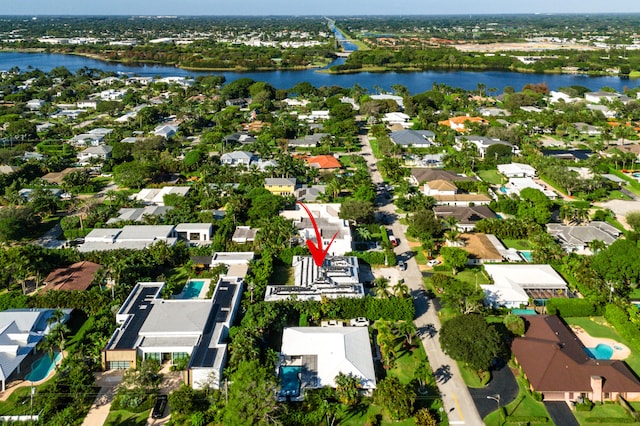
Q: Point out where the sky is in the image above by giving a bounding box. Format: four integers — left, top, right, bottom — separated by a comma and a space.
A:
4, 0, 640, 16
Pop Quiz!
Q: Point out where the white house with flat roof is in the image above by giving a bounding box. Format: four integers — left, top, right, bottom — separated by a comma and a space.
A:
103, 278, 243, 390
175, 223, 213, 244
481, 264, 569, 308
279, 326, 376, 399
79, 225, 177, 252
281, 204, 352, 256
132, 186, 190, 206
497, 163, 537, 178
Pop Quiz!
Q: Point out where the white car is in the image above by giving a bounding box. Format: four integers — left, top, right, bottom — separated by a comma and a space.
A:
427, 259, 441, 267
350, 317, 370, 327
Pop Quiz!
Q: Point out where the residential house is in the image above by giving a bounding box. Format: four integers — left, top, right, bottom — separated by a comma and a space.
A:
295, 185, 327, 202
154, 124, 179, 139
102, 279, 244, 390
390, 130, 436, 148
19, 188, 63, 201
585, 91, 631, 104
278, 326, 376, 400
459, 233, 504, 265
27, 99, 45, 110
132, 186, 190, 206
77, 145, 112, 163
305, 155, 341, 171
265, 256, 364, 302
42, 167, 77, 185
587, 104, 617, 118
497, 163, 537, 178
0, 165, 19, 175
78, 225, 178, 252
231, 226, 259, 244
223, 132, 256, 147
505, 177, 557, 199
76, 99, 98, 109
573, 122, 602, 136
382, 112, 411, 128
281, 203, 352, 256
220, 151, 256, 167
546, 222, 621, 254
422, 179, 491, 206
438, 116, 488, 132
370, 94, 403, 108
408, 169, 474, 187
0, 308, 71, 391
541, 149, 593, 162
106, 206, 174, 225
298, 110, 330, 123
288, 133, 330, 149
43, 261, 102, 292
175, 223, 213, 244
265, 178, 297, 196
512, 315, 640, 402
455, 135, 516, 158
481, 264, 570, 308
434, 205, 498, 232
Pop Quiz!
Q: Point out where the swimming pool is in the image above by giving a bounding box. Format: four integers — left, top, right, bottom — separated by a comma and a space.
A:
518, 251, 534, 262
26, 352, 61, 382
279, 366, 302, 397
181, 280, 205, 299
511, 309, 537, 315
584, 343, 614, 360
499, 186, 508, 194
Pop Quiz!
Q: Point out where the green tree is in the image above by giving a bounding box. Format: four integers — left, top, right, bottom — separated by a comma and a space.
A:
626, 211, 640, 232
374, 376, 416, 421
334, 372, 360, 406
374, 277, 390, 299
339, 200, 375, 225
169, 384, 195, 415
415, 408, 438, 426
439, 246, 469, 275
223, 360, 279, 426
440, 278, 484, 314
440, 314, 504, 372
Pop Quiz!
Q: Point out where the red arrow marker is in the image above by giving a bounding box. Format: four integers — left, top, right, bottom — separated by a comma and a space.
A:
297, 201, 339, 267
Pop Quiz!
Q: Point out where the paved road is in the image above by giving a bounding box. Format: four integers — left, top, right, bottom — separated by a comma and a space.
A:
468, 359, 519, 419
544, 401, 580, 426
360, 135, 484, 426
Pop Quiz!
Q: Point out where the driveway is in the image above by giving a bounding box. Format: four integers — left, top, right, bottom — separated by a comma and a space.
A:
468, 360, 519, 419
544, 401, 580, 426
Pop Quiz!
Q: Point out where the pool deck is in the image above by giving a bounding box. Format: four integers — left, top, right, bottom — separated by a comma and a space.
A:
0, 351, 65, 401
570, 326, 631, 360
176, 279, 211, 299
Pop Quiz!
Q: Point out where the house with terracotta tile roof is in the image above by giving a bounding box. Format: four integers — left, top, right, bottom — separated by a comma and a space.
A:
305, 155, 341, 170
512, 315, 640, 403
43, 261, 102, 291
438, 116, 488, 132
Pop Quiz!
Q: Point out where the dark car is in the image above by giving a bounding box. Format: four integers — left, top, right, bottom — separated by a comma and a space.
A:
152, 395, 168, 419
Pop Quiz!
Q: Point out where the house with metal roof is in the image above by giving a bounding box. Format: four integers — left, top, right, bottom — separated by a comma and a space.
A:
278, 326, 376, 400
546, 222, 621, 255
389, 129, 436, 148
132, 186, 190, 206
102, 278, 244, 390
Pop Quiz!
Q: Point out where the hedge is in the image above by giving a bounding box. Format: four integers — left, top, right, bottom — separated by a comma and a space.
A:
505, 415, 548, 423
545, 298, 603, 317
330, 296, 415, 322
583, 418, 636, 423
604, 304, 640, 353
346, 250, 387, 266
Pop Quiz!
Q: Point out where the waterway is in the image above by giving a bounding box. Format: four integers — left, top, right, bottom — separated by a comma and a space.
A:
0, 51, 637, 93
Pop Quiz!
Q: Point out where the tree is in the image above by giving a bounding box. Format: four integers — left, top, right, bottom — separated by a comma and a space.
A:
223, 360, 279, 426
440, 314, 504, 372
503, 314, 525, 336
374, 376, 415, 421
393, 280, 410, 298
440, 278, 484, 314
374, 277, 390, 298
334, 372, 360, 406
626, 211, 640, 232
395, 320, 416, 347
339, 200, 374, 225
415, 408, 438, 426
439, 246, 469, 275
407, 208, 443, 239
169, 384, 195, 415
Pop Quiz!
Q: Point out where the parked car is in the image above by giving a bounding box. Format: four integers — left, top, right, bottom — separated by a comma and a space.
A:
152, 395, 168, 419
427, 259, 440, 267
398, 260, 407, 271
389, 235, 399, 247
350, 317, 370, 327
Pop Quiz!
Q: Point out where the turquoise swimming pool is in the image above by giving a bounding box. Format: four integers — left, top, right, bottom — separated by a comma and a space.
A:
181, 280, 205, 299
279, 366, 301, 397
511, 309, 537, 315
26, 352, 61, 382
519, 251, 534, 262
584, 343, 614, 360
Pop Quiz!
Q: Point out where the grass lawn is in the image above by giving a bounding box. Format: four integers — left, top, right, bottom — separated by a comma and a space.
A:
368, 138, 381, 159
104, 409, 150, 426
0, 385, 42, 416
564, 317, 640, 375
573, 402, 635, 426
629, 288, 640, 300
271, 264, 294, 285
484, 375, 550, 426
608, 190, 632, 201
458, 363, 488, 388
501, 239, 533, 250
477, 169, 505, 185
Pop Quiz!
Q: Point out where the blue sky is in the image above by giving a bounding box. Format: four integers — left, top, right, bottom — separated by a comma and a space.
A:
4, 1, 640, 15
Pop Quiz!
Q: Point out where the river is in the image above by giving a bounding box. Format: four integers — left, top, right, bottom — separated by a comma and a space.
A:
0, 51, 637, 93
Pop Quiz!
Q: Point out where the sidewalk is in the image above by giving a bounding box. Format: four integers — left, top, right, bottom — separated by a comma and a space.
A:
81, 371, 123, 426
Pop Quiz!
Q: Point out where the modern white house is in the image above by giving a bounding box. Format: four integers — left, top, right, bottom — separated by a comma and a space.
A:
102, 278, 243, 390
175, 223, 213, 244
505, 177, 557, 199
220, 151, 256, 167
132, 186, 190, 206
278, 326, 376, 399
78, 225, 178, 252
481, 264, 569, 308
455, 135, 517, 158
0, 308, 71, 391
265, 256, 364, 302
497, 163, 537, 179
281, 203, 353, 256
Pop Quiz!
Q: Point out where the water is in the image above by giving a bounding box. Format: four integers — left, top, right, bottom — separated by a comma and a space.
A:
511, 309, 537, 315
519, 251, 534, 262
584, 343, 613, 360
26, 352, 61, 382
1, 52, 637, 93
279, 365, 302, 396
181, 280, 205, 299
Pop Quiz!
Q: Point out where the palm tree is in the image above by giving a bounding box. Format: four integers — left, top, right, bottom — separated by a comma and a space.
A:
393, 279, 410, 298
588, 239, 606, 254
356, 226, 372, 242
374, 277, 390, 298
442, 216, 459, 231
444, 229, 463, 247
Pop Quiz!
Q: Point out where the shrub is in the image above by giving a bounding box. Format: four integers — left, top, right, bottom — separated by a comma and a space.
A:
545, 298, 603, 317
604, 304, 640, 353
583, 418, 636, 423
575, 398, 594, 411
503, 314, 525, 336
345, 250, 386, 266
